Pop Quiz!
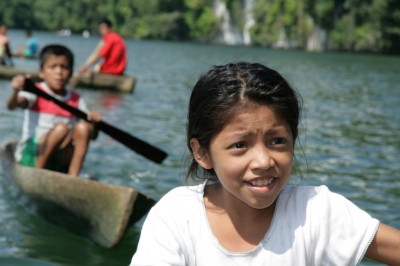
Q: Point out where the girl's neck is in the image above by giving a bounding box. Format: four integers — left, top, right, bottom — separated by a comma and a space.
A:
204, 183, 276, 252
205, 183, 276, 219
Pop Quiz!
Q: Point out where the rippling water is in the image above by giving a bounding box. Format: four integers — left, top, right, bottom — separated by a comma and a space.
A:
0, 30, 399, 265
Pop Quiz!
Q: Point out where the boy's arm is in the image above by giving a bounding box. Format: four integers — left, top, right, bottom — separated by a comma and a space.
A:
79, 40, 104, 73
7, 75, 28, 110
87, 111, 101, 140
365, 223, 400, 265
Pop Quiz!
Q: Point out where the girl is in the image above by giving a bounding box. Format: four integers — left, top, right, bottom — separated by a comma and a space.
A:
131, 62, 400, 265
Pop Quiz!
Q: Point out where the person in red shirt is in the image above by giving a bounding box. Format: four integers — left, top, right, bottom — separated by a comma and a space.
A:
79, 18, 127, 75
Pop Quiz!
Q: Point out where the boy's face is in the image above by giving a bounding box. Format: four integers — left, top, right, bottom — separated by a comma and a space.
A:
38, 55, 72, 94
98, 23, 110, 36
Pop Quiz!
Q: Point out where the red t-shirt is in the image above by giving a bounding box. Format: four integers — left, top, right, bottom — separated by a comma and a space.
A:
99, 32, 127, 75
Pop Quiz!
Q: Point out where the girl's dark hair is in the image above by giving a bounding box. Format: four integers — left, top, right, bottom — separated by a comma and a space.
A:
39, 44, 74, 72
186, 62, 302, 182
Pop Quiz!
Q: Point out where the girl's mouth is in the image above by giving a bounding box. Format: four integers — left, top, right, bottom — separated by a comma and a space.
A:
245, 177, 277, 187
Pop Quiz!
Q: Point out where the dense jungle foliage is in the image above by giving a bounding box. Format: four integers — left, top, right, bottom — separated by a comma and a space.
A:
1, 0, 399, 54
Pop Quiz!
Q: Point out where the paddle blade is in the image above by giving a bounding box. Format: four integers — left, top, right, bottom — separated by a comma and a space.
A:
97, 121, 167, 164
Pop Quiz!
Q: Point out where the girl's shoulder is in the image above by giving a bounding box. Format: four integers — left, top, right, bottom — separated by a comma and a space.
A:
152, 183, 205, 212
158, 183, 205, 204
276, 185, 341, 219
277, 184, 375, 222
144, 183, 207, 230
280, 184, 332, 202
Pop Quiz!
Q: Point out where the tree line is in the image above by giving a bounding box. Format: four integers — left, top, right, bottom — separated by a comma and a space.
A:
1, 0, 399, 54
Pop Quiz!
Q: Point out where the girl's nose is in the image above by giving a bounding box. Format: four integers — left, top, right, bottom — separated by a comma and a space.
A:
249, 145, 275, 171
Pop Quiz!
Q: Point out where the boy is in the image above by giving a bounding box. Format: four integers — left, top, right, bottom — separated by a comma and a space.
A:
7, 44, 100, 177
79, 18, 127, 75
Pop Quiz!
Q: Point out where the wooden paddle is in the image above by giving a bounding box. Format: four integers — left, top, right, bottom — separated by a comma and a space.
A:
23, 78, 168, 164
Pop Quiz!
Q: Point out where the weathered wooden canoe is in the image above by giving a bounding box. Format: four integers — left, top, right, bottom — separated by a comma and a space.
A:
11, 52, 39, 60
0, 65, 136, 93
0, 141, 155, 248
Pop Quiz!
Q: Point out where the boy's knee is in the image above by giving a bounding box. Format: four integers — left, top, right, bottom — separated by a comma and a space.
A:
74, 121, 91, 137
52, 123, 69, 133
52, 123, 70, 136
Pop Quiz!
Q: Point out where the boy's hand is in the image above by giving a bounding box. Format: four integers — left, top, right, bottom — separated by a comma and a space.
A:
87, 111, 101, 123
87, 112, 101, 140
8, 75, 31, 110
11, 75, 27, 91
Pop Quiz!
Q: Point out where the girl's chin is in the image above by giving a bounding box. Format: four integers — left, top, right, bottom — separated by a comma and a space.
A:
246, 199, 277, 210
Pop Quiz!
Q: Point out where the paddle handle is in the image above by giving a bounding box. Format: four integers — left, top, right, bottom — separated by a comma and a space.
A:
23, 79, 168, 164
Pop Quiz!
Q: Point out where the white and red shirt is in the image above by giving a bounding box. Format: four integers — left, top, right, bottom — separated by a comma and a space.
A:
15, 82, 88, 161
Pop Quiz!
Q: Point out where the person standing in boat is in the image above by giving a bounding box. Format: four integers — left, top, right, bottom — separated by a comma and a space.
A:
0, 22, 13, 66
131, 62, 400, 265
79, 18, 127, 75
6, 44, 101, 177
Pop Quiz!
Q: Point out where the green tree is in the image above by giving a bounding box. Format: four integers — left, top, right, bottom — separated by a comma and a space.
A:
183, 0, 218, 41
0, 0, 398, 54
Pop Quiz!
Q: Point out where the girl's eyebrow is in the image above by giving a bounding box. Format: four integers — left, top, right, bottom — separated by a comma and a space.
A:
265, 127, 290, 135
226, 126, 289, 139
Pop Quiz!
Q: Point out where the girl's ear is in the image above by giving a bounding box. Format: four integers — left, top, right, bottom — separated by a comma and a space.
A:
189, 138, 213, 169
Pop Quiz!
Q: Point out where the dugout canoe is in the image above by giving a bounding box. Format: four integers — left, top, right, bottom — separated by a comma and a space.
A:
0, 141, 155, 248
0, 65, 136, 93
11, 52, 39, 60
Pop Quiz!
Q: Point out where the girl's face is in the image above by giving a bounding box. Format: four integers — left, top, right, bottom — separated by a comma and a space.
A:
194, 103, 294, 210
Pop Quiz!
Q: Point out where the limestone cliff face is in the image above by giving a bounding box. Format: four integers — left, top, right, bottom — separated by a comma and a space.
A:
212, 0, 328, 52
212, 0, 254, 46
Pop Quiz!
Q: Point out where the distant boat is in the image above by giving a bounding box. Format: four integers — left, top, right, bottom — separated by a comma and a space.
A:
0, 65, 136, 93
11, 52, 39, 60
82, 30, 90, 38
58, 29, 71, 37
0, 141, 155, 248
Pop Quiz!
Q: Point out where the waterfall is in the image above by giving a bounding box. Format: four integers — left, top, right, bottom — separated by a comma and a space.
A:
243, 0, 255, 45
307, 25, 327, 52
214, 0, 242, 45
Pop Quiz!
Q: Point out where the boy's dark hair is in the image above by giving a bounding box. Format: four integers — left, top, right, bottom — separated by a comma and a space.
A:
186, 62, 302, 182
39, 44, 74, 71
99, 18, 112, 28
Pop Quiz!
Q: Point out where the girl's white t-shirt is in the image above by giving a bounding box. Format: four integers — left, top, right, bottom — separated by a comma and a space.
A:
131, 182, 379, 266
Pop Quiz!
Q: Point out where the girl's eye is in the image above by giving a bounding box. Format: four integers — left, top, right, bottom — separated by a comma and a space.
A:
271, 138, 286, 145
230, 142, 247, 149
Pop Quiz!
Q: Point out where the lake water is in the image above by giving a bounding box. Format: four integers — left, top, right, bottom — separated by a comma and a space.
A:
0, 30, 399, 265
